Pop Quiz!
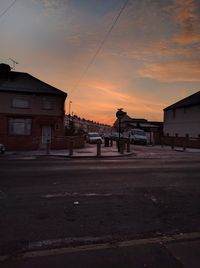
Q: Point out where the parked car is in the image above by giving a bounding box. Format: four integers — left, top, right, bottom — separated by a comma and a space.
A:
86, 133, 103, 144
110, 132, 123, 140
0, 143, 5, 154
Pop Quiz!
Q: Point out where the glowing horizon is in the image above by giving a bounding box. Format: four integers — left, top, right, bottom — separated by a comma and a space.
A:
1, 0, 200, 124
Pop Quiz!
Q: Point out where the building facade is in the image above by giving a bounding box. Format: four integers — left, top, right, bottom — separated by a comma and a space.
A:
163, 91, 200, 148
0, 63, 67, 150
164, 91, 200, 138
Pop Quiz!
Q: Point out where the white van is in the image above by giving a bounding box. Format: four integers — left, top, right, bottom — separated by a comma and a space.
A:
126, 129, 147, 145
86, 132, 103, 144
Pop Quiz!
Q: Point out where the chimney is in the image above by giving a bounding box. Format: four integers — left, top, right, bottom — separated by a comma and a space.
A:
0, 63, 11, 80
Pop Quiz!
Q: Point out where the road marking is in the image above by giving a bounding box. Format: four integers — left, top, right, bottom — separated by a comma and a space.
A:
42, 192, 112, 198
1, 232, 200, 262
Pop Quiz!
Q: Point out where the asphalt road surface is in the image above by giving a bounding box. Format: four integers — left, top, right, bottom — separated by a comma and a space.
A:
0, 155, 200, 267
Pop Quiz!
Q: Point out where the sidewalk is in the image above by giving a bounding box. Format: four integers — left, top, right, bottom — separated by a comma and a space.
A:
3, 144, 200, 159
1, 234, 200, 267
131, 144, 200, 159
4, 143, 133, 159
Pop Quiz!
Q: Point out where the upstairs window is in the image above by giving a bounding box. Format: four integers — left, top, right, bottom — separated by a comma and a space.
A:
42, 99, 53, 110
12, 97, 30, 109
9, 118, 32, 136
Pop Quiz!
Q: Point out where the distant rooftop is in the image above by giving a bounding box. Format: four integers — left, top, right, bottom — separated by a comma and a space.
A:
0, 63, 67, 97
164, 91, 200, 111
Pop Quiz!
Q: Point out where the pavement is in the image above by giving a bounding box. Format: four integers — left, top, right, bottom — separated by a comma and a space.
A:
1, 233, 200, 267
3, 143, 200, 159
3, 143, 131, 159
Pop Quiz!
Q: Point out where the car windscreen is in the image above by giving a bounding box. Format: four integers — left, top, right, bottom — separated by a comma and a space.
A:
89, 134, 100, 137
133, 131, 145, 136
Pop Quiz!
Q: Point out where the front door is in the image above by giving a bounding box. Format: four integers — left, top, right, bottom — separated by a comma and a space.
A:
41, 125, 52, 146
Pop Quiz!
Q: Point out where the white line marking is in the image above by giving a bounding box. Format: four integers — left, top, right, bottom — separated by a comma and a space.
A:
42, 192, 112, 199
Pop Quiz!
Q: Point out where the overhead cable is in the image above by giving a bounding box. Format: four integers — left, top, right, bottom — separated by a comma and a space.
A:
0, 0, 17, 19
70, 0, 129, 97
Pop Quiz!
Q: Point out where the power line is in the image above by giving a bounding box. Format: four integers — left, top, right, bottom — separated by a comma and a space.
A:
0, 0, 17, 19
70, 0, 129, 98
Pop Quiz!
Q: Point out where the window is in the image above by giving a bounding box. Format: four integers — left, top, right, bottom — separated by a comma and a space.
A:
12, 98, 30, 109
42, 99, 53, 110
9, 118, 32, 135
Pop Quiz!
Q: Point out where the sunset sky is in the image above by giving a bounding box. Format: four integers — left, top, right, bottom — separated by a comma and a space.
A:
1, 0, 200, 124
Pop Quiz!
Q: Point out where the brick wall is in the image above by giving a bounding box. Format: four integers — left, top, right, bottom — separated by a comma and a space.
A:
51, 136, 85, 149
0, 114, 84, 150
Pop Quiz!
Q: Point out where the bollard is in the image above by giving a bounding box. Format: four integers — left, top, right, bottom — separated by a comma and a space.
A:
117, 140, 120, 152
120, 140, 124, 154
69, 139, 74, 156
127, 139, 130, 153
104, 137, 109, 147
46, 139, 51, 155
96, 140, 101, 157
110, 139, 113, 147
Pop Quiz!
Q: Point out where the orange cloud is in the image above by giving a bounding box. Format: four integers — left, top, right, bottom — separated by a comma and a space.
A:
85, 82, 131, 103
140, 60, 200, 82
174, 32, 200, 45
174, 0, 200, 44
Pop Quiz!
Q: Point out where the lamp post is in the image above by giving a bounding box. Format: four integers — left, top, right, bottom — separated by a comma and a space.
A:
68, 101, 73, 135
116, 108, 126, 152
69, 100, 72, 116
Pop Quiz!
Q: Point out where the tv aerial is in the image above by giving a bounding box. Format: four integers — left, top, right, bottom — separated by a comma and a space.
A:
9, 58, 19, 70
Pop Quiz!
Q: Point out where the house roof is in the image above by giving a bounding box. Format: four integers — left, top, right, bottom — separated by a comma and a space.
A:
0, 69, 67, 97
128, 122, 158, 128
164, 91, 200, 111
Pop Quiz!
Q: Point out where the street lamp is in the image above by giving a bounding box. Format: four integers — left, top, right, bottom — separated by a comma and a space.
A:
116, 108, 126, 151
68, 101, 73, 135
69, 100, 72, 116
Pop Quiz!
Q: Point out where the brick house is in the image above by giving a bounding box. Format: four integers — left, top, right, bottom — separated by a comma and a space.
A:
0, 63, 67, 150
163, 91, 200, 148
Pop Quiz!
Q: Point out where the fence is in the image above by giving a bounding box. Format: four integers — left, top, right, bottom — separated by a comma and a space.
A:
154, 133, 200, 149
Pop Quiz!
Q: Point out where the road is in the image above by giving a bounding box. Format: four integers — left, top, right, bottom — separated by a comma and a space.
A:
0, 155, 200, 267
